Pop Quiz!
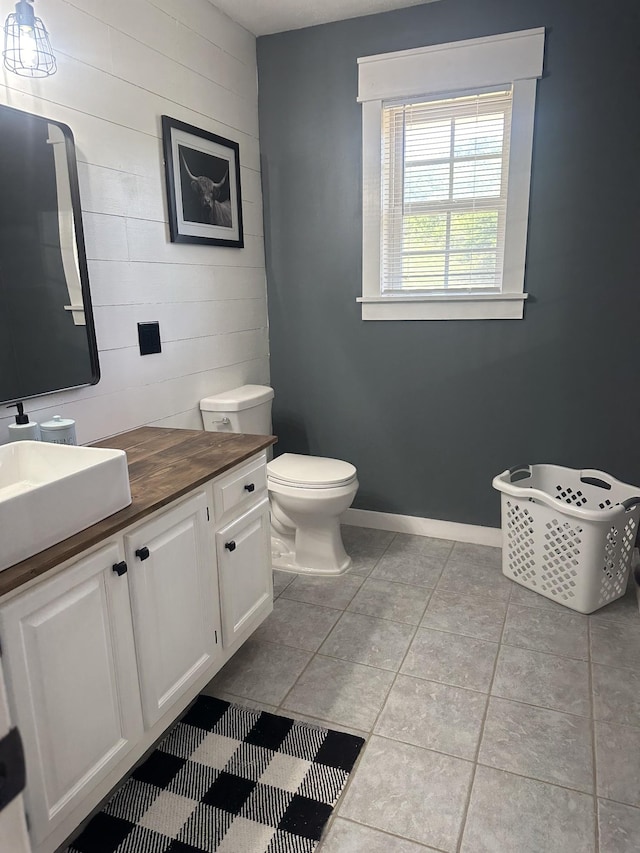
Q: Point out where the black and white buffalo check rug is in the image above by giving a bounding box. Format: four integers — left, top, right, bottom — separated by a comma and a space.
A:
68, 695, 365, 853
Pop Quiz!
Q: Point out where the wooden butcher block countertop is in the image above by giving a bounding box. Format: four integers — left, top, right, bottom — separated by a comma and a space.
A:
0, 427, 277, 598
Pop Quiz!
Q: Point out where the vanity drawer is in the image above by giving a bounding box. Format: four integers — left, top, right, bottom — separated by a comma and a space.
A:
213, 454, 267, 523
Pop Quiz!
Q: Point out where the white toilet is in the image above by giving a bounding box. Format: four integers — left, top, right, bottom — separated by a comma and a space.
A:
200, 385, 359, 576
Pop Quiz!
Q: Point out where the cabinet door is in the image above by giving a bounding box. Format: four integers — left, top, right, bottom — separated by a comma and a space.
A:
216, 497, 273, 647
125, 490, 220, 728
0, 543, 142, 846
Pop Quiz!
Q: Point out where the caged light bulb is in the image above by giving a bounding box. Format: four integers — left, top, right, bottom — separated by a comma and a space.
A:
3, 0, 56, 77
18, 23, 36, 67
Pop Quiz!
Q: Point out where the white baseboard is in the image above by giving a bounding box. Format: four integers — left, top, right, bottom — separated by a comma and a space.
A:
342, 508, 502, 548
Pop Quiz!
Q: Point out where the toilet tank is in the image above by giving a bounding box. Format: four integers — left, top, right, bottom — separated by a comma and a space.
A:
200, 385, 274, 435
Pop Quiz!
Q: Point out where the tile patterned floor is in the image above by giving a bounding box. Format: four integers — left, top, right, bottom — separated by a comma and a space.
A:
203, 525, 640, 853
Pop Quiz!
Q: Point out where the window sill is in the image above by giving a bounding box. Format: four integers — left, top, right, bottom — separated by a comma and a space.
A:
357, 293, 527, 320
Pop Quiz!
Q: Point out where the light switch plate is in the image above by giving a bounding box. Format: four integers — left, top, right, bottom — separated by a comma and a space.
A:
138, 322, 161, 355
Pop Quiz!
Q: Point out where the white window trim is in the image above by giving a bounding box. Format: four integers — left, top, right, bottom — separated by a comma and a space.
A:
358, 28, 545, 321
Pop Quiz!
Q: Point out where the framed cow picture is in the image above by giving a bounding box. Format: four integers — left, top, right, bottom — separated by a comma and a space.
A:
161, 116, 244, 247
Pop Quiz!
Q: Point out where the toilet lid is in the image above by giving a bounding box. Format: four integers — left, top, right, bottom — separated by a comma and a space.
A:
267, 453, 357, 488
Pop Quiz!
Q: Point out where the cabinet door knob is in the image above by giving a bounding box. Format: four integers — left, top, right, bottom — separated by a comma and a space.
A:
135, 546, 150, 561
244, 483, 255, 493
225, 541, 236, 552
112, 561, 128, 576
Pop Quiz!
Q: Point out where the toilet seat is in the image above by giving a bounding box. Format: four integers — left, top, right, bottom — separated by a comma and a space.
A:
267, 453, 357, 490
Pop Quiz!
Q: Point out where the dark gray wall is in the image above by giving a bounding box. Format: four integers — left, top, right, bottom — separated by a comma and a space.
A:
257, 0, 640, 527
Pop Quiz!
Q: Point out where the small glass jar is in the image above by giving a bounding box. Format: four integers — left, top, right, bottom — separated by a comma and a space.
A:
39, 415, 77, 445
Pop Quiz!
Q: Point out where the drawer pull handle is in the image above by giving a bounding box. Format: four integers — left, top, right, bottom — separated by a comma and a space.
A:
244, 483, 255, 493
135, 546, 150, 561
225, 541, 236, 552
112, 561, 128, 576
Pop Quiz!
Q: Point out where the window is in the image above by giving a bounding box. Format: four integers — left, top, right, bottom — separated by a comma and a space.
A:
358, 29, 545, 320
383, 89, 512, 293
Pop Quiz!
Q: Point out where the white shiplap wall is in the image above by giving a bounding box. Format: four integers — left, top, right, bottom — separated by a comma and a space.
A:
0, 0, 269, 445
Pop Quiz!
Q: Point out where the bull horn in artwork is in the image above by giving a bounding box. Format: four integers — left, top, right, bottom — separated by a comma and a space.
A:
180, 151, 228, 191
180, 151, 198, 183
212, 170, 228, 191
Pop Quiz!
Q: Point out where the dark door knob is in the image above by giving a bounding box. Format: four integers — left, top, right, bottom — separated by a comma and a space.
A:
112, 561, 128, 576
225, 541, 236, 552
135, 546, 150, 561
244, 483, 255, 492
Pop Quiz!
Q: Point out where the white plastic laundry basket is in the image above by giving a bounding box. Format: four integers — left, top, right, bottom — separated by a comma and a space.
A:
492, 465, 640, 614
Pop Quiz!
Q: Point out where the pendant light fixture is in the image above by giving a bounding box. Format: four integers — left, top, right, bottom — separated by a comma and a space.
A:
3, 0, 56, 77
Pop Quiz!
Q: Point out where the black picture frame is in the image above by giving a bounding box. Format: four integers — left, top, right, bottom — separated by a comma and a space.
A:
161, 115, 244, 248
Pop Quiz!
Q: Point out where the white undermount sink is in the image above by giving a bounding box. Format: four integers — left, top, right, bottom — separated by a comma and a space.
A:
0, 441, 131, 571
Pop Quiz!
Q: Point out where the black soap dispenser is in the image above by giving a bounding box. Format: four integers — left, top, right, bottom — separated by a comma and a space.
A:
7, 402, 41, 442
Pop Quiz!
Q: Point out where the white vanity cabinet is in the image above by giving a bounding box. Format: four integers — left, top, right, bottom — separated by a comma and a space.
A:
0, 445, 273, 853
211, 453, 272, 649
0, 542, 144, 848
124, 489, 220, 728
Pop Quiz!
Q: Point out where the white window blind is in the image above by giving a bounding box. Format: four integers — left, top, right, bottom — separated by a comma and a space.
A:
381, 88, 513, 294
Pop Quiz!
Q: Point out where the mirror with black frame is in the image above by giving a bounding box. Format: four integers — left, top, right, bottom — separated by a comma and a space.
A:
0, 103, 100, 405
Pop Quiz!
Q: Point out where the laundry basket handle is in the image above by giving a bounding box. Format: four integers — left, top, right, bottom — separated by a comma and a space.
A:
508, 464, 532, 482
621, 496, 640, 512
580, 475, 611, 490
493, 467, 626, 522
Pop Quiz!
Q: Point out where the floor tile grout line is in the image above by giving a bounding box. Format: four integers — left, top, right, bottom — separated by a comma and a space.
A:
470, 758, 595, 798
325, 532, 435, 843
442, 540, 500, 572
488, 689, 593, 721
278, 569, 584, 637
360, 533, 434, 733
482, 690, 593, 721
590, 613, 640, 629
253, 596, 640, 727
213, 688, 610, 802
313, 531, 401, 850
271, 595, 349, 616
585, 656, 640, 675
278, 571, 366, 610
316, 620, 417, 667
368, 575, 441, 592
223, 628, 640, 732
219, 658, 610, 774
341, 589, 436, 627
275, 647, 321, 716
454, 572, 513, 852
274, 534, 395, 721
325, 548, 437, 847
333, 814, 450, 851
594, 794, 640, 809
495, 638, 590, 664
347, 602, 434, 628
587, 617, 600, 853
265, 601, 617, 717
447, 754, 602, 798
319, 627, 423, 843
273, 605, 598, 668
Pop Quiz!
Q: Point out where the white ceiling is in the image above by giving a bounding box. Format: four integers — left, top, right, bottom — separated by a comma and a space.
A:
211, 0, 440, 37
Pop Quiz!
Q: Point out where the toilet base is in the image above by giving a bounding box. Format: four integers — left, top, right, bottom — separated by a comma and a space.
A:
268, 475, 358, 577
270, 534, 352, 576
